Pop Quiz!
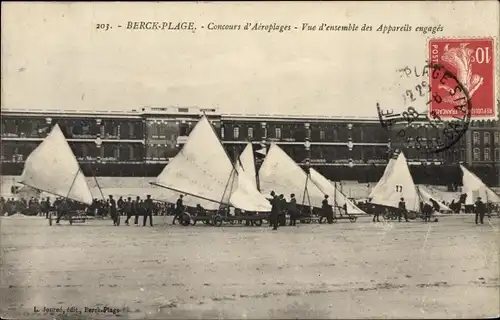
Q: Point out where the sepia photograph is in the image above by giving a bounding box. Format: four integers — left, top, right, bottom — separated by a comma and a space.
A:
1, 1, 499, 319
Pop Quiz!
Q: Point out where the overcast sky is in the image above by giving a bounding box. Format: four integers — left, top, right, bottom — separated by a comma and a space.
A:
1, 1, 498, 117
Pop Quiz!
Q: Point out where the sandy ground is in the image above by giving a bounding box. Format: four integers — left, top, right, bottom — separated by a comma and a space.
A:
0, 215, 498, 319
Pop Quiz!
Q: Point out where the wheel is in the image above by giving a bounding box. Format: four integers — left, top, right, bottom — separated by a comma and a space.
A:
48, 212, 53, 226
254, 219, 263, 227
181, 213, 191, 226
304, 218, 312, 224
191, 219, 198, 226
332, 216, 338, 223
213, 215, 223, 227
349, 216, 357, 223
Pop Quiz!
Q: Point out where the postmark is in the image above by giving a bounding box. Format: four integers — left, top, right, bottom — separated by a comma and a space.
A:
377, 61, 472, 154
429, 38, 496, 119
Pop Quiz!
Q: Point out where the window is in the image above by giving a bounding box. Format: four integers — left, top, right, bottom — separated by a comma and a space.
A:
473, 148, 480, 161
484, 148, 491, 161
473, 132, 480, 145
460, 148, 465, 161
494, 132, 499, 145
484, 132, 490, 145
320, 130, 325, 141
234, 127, 239, 139
221, 126, 225, 139
275, 127, 281, 139
495, 148, 500, 161
248, 127, 253, 139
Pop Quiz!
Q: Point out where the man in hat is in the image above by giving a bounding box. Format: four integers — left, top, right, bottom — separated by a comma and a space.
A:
474, 196, 486, 225
278, 194, 287, 226
398, 197, 409, 222
288, 193, 298, 226
109, 195, 119, 226
269, 191, 280, 230
322, 195, 333, 224
173, 194, 185, 225
143, 195, 154, 227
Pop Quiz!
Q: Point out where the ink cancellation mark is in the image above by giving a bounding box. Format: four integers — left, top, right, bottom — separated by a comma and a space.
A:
377, 61, 472, 154
429, 38, 496, 119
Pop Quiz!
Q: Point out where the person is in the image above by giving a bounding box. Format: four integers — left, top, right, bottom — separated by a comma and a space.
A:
278, 194, 287, 226
322, 195, 333, 224
143, 195, 154, 227
124, 197, 133, 225
270, 191, 280, 230
117, 196, 124, 216
109, 195, 119, 226
430, 198, 440, 213
422, 202, 433, 222
474, 197, 486, 225
173, 195, 184, 225
342, 203, 348, 217
398, 197, 409, 222
133, 196, 141, 225
42, 197, 51, 219
268, 191, 276, 227
288, 193, 298, 226
56, 199, 69, 224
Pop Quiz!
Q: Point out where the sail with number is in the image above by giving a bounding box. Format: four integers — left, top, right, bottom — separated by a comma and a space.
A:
235, 142, 258, 190
460, 164, 500, 205
370, 152, 420, 212
309, 168, 365, 214
152, 116, 271, 212
258, 143, 325, 207
19, 124, 93, 205
368, 157, 396, 199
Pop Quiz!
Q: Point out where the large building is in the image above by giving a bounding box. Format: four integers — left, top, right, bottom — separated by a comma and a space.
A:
1, 106, 499, 187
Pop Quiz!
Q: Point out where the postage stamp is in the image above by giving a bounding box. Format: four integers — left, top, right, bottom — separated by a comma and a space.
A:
429, 38, 496, 119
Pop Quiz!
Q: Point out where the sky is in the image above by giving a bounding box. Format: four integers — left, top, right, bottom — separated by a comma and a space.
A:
1, 1, 498, 117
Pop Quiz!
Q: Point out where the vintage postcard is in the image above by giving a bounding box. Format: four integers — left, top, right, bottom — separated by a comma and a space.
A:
1, 1, 499, 319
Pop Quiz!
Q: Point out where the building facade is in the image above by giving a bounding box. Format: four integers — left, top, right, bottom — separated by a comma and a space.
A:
1, 106, 499, 186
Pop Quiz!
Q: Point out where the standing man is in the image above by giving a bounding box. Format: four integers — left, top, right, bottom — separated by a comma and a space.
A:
288, 193, 298, 226
372, 208, 381, 222
270, 191, 280, 230
279, 194, 287, 226
322, 195, 333, 224
398, 197, 409, 222
474, 197, 486, 225
109, 195, 119, 226
43, 197, 51, 219
133, 196, 141, 225
124, 197, 133, 225
173, 195, 184, 225
143, 195, 154, 227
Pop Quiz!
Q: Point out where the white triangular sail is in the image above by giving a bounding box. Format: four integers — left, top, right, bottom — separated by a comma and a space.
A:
309, 168, 365, 214
153, 116, 271, 212
258, 143, 326, 207
235, 142, 258, 190
369, 158, 396, 198
417, 186, 452, 212
419, 185, 461, 204
370, 152, 420, 212
460, 164, 500, 205
19, 124, 93, 205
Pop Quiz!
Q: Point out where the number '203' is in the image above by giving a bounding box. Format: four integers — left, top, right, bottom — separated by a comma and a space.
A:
96, 23, 111, 31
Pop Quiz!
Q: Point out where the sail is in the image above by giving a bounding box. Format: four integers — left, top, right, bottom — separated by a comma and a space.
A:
417, 186, 452, 212
235, 142, 258, 190
309, 168, 365, 214
153, 116, 271, 212
370, 152, 420, 212
419, 185, 461, 204
460, 165, 500, 205
258, 143, 325, 207
369, 158, 396, 198
19, 124, 93, 205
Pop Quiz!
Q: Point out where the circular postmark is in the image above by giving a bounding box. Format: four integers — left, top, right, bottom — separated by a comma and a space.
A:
377, 61, 472, 154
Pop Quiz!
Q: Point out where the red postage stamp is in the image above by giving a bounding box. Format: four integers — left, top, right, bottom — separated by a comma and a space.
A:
429, 38, 496, 119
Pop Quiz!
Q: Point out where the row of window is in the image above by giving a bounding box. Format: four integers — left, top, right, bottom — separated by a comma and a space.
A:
220, 126, 388, 142
473, 148, 500, 162
472, 131, 500, 146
